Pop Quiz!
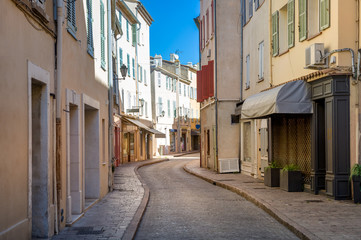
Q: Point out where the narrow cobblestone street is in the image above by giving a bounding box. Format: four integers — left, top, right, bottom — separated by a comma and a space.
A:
135, 156, 298, 240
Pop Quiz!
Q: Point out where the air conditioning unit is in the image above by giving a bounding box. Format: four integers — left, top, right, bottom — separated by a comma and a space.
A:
305, 43, 326, 69
219, 158, 240, 173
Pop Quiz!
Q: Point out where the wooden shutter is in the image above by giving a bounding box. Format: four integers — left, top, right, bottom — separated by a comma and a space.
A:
209, 60, 214, 97
320, 0, 330, 30
299, 0, 307, 41
287, 0, 295, 48
197, 69, 203, 102
272, 11, 279, 56
86, 0, 93, 54
100, 0, 106, 68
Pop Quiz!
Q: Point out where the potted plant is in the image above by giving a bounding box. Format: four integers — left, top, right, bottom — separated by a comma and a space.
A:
280, 164, 303, 192
350, 163, 361, 203
264, 161, 281, 187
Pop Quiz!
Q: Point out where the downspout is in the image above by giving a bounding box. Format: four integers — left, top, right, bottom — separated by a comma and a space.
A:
55, 0, 63, 231
239, 0, 243, 169
214, 0, 219, 171
107, 0, 113, 191
357, 0, 360, 165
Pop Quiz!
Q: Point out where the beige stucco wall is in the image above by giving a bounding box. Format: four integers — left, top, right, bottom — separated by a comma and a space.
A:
242, 0, 270, 98
0, 0, 55, 238
58, 0, 110, 229
199, 0, 241, 172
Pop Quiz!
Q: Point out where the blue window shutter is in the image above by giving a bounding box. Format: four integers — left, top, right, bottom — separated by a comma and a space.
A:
119, 48, 123, 66
249, 0, 253, 18
67, 0, 77, 33
132, 58, 135, 78
126, 20, 129, 41
127, 54, 130, 76
86, 0, 93, 55
100, 0, 106, 69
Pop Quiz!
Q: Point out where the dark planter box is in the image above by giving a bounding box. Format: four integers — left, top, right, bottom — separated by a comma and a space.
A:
264, 167, 281, 187
352, 176, 361, 203
280, 170, 302, 192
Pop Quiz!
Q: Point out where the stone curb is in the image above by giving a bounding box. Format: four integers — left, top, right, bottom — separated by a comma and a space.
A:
172, 150, 200, 157
183, 162, 320, 240
122, 159, 169, 240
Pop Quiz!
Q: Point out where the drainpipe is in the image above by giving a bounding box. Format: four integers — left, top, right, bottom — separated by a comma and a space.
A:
214, 0, 219, 171
240, 0, 243, 101
357, 0, 360, 165
55, 0, 63, 232
107, 0, 113, 191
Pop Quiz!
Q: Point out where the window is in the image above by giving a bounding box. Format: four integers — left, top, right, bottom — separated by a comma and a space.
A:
145, 101, 148, 117
258, 41, 264, 80
132, 58, 135, 78
132, 24, 137, 46
248, 0, 253, 18
243, 122, 252, 162
126, 20, 129, 41
272, 11, 279, 56
117, 9, 122, 26
206, 10, 209, 41
144, 70, 147, 85
179, 82, 181, 94
67, 0, 76, 35
127, 92, 131, 109
173, 101, 177, 118
299, 0, 307, 41
202, 16, 205, 48
190, 87, 194, 99
86, 0, 94, 55
158, 72, 161, 87
119, 48, 123, 66
278, 5, 288, 53
174, 79, 177, 92
158, 97, 163, 115
320, 0, 330, 30
308, 0, 319, 37
246, 55, 250, 89
187, 86, 190, 97
255, 0, 265, 10
127, 54, 130, 76
184, 85, 186, 96
211, 1, 214, 34
100, 0, 106, 69
167, 100, 170, 117
139, 66, 143, 82
287, 0, 295, 48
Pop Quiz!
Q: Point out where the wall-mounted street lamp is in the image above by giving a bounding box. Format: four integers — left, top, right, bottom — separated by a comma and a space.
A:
115, 64, 128, 81
139, 98, 145, 107
160, 110, 165, 117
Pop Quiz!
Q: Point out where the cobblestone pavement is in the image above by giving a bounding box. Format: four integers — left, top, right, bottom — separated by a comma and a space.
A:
135, 158, 298, 240
52, 158, 167, 240
184, 157, 361, 240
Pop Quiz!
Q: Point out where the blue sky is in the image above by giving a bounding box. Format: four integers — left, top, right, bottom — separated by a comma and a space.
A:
141, 0, 200, 64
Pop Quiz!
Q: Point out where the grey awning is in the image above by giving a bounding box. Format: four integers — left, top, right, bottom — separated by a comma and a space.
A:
123, 117, 165, 138
241, 80, 313, 119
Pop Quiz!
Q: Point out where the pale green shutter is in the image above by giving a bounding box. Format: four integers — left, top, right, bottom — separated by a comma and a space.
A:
272, 11, 279, 56
132, 24, 137, 46
299, 0, 307, 41
287, 0, 295, 48
86, 0, 93, 55
132, 58, 135, 78
320, 0, 330, 30
127, 54, 130, 75
100, 0, 106, 69
119, 48, 123, 65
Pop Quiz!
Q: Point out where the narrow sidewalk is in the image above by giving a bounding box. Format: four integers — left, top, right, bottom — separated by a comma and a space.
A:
52, 158, 167, 240
184, 160, 361, 240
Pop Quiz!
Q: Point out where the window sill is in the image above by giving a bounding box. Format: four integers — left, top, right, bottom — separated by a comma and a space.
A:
307, 31, 322, 41
278, 49, 289, 57
67, 28, 78, 41
87, 49, 94, 59
257, 77, 264, 83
